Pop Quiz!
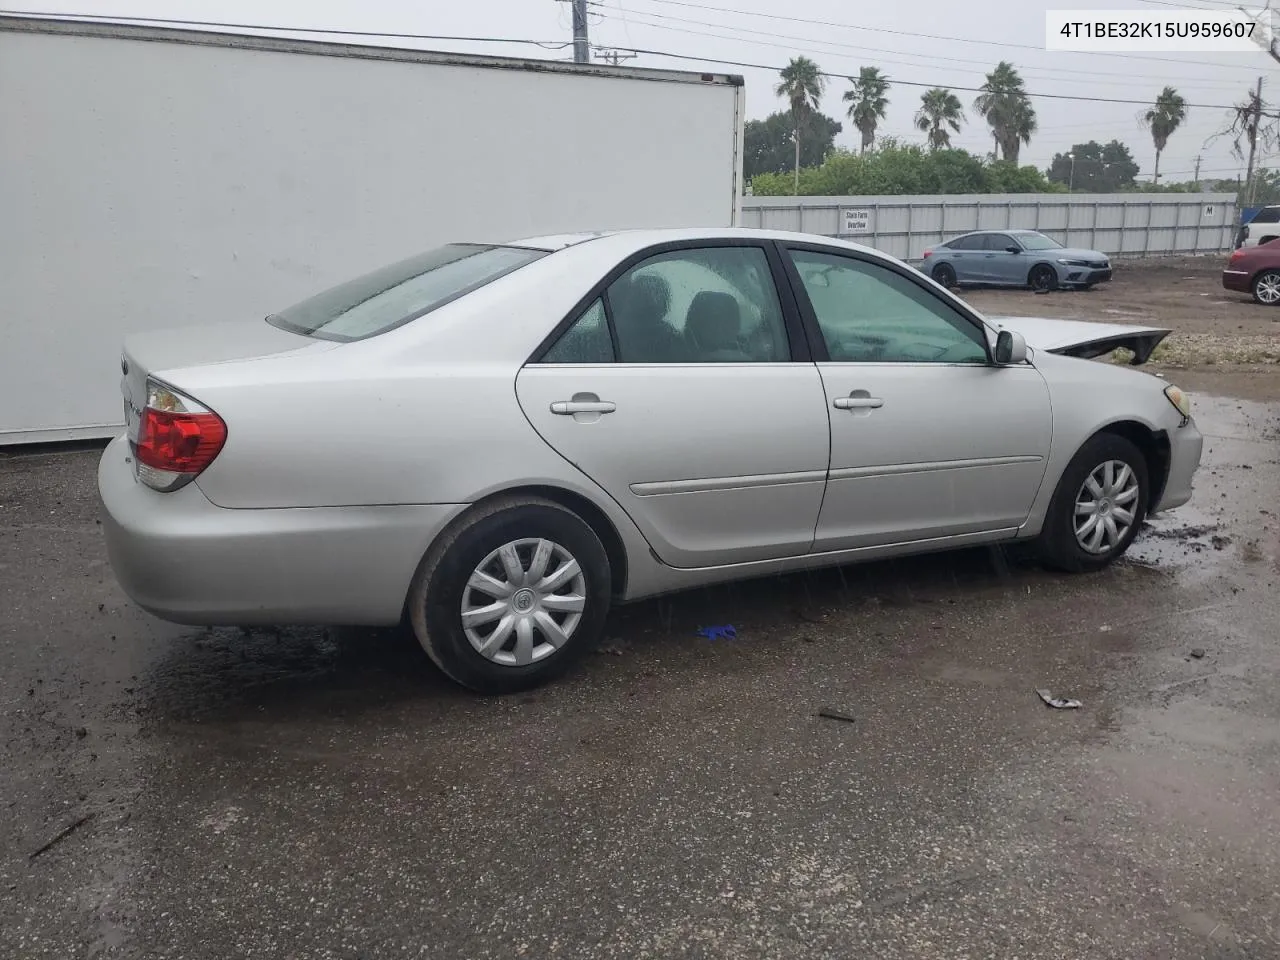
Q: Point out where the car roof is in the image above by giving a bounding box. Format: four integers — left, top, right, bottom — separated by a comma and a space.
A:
957, 229, 1040, 235
503, 226, 895, 259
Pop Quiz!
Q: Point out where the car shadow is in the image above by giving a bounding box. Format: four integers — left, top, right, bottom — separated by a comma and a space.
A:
135, 541, 1125, 728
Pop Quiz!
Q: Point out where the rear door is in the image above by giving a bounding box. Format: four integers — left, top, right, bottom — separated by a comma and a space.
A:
779, 242, 1053, 551
941, 234, 983, 282
516, 241, 831, 568
980, 233, 1023, 284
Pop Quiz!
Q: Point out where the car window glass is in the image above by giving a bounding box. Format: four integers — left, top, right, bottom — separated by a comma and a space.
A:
986, 234, 1014, 251
605, 247, 790, 363
1015, 232, 1062, 251
948, 235, 980, 251
1251, 207, 1280, 224
789, 250, 989, 364
540, 299, 614, 363
267, 244, 545, 342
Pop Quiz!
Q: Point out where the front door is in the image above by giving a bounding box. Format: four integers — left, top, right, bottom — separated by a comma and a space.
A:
516, 242, 831, 568
779, 244, 1053, 551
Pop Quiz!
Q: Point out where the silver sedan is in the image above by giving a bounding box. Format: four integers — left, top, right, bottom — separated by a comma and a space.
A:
922, 229, 1112, 292
99, 228, 1203, 693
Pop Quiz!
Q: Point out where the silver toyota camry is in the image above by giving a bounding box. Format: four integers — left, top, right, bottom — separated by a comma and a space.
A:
99, 228, 1203, 693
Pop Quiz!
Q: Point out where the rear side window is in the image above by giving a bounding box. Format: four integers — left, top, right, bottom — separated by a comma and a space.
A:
267, 244, 546, 342
947, 235, 982, 250
1251, 207, 1280, 224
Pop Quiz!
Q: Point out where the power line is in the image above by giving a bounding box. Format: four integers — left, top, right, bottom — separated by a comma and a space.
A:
600, 43, 1253, 110
594, 4, 1256, 89
1, 8, 1262, 113
0, 9, 574, 48
601, 0, 1267, 73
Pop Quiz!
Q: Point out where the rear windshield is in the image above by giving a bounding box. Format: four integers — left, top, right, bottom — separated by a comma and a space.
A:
266, 244, 546, 342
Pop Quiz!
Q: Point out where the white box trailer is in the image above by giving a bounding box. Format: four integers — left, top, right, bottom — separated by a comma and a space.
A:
0, 16, 745, 444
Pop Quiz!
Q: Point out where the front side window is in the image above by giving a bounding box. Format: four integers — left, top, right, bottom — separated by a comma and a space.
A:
604, 246, 791, 363
788, 250, 989, 364
984, 234, 1016, 251
267, 244, 546, 342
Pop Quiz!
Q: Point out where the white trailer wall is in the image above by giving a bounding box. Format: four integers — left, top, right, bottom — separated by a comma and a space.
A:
0, 18, 744, 443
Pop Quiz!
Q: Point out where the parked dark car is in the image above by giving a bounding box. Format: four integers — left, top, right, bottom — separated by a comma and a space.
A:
1222, 242, 1280, 304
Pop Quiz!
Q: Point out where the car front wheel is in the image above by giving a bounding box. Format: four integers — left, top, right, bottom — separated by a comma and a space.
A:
1028, 264, 1058, 293
1037, 433, 1149, 572
1252, 270, 1280, 305
408, 496, 611, 694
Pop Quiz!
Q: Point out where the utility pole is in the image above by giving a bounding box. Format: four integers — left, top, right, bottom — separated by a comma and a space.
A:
1244, 76, 1264, 205
572, 0, 590, 64
597, 49, 637, 66
1193, 155, 1202, 191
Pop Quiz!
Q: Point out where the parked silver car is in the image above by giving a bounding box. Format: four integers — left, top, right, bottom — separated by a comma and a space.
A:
99, 228, 1201, 693
922, 229, 1112, 292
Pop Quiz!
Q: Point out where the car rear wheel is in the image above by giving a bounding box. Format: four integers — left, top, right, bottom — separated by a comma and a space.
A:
931, 262, 957, 288
1036, 433, 1149, 573
1028, 264, 1058, 293
408, 496, 611, 694
1252, 270, 1280, 305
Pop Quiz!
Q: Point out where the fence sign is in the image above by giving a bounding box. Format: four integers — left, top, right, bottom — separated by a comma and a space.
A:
842, 208, 871, 233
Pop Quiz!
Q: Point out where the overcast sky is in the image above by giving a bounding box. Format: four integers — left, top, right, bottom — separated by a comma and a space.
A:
11, 0, 1280, 181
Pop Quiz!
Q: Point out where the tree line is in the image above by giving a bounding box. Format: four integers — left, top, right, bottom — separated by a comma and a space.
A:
751, 57, 1191, 196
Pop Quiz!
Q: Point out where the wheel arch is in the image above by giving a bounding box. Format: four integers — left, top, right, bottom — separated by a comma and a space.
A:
401, 484, 631, 623
1027, 260, 1058, 285
1090, 419, 1171, 509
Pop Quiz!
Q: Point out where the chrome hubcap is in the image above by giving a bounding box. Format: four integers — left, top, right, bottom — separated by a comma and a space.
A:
460, 538, 586, 666
1258, 273, 1280, 303
1074, 460, 1140, 554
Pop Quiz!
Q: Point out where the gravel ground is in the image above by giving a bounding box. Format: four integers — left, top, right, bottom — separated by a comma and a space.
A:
2, 361, 1279, 958
961, 255, 1280, 401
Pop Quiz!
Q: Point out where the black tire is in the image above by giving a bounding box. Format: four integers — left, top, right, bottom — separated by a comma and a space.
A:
1028, 264, 1058, 293
1036, 433, 1150, 573
1251, 269, 1280, 305
408, 496, 611, 694
931, 262, 957, 288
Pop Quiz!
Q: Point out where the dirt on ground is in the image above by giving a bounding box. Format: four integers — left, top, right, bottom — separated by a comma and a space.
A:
960, 255, 1280, 402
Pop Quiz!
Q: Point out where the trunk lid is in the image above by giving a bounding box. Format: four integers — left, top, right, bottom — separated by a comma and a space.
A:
120, 321, 329, 442
992, 316, 1170, 365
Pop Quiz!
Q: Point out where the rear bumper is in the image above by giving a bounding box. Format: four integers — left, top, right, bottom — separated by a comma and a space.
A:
1153, 419, 1204, 514
1222, 268, 1251, 293
97, 435, 465, 626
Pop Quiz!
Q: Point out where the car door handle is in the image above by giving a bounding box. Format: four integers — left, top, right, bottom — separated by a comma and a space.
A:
550, 399, 616, 415
833, 396, 884, 410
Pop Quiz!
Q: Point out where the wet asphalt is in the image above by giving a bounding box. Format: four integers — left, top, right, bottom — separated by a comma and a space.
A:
1, 393, 1278, 959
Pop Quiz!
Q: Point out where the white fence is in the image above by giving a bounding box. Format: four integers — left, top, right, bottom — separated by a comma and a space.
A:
740, 193, 1239, 261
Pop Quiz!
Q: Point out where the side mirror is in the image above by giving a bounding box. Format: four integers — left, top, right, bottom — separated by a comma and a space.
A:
1005, 245, 1021, 254
994, 329, 1027, 365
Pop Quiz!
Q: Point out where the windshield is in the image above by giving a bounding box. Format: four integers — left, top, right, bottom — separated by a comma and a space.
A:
1015, 233, 1063, 251
267, 244, 546, 342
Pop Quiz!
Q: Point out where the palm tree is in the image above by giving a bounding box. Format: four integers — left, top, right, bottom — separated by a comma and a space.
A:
914, 88, 964, 150
775, 56, 825, 194
1144, 86, 1187, 182
843, 66, 890, 154
974, 61, 1037, 162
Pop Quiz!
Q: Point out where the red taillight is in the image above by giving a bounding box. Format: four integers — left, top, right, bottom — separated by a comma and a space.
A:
922, 248, 933, 259
1229, 249, 1245, 264
132, 381, 226, 491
